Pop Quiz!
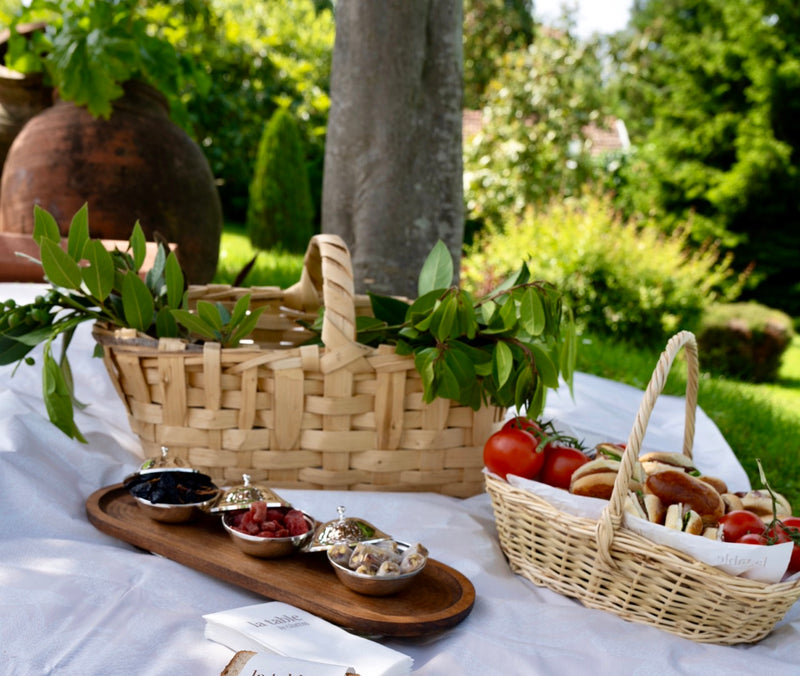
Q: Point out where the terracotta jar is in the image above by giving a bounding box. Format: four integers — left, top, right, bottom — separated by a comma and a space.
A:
0, 22, 53, 175
0, 80, 222, 283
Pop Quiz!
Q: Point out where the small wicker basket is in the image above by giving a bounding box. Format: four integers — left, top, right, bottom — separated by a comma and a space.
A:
486, 330, 800, 644
94, 234, 503, 496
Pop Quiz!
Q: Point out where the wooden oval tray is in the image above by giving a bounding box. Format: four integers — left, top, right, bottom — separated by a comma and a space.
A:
86, 484, 475, 637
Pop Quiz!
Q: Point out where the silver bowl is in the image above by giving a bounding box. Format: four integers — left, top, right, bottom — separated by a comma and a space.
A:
222, 510, 316, 558
133, 493, 219, 523
327, 542, 426, 596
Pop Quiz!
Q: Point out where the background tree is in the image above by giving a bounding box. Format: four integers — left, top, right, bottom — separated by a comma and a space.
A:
247, 107, 314, 253
610, 0, 800, 315
464, 22, 608, 230
463, 0, 535, 109
321, 0, 464, 297
173, 0, 334, 224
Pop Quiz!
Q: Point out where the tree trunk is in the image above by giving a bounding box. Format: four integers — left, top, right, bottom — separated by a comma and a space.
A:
321, 0, 464, 298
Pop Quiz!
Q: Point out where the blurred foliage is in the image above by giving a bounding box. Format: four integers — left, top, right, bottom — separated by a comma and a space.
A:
247, 108, 314, 253
463, 23, 609, 230
463, 0, 534, 109
461, 190, 744, 347
607, 0, 800, 316
697, 302, 795, 383
168, 0, 334, 223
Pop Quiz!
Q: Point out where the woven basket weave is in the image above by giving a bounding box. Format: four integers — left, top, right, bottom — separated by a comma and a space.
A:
486, 330, 800, 644
94, 234, 503, 496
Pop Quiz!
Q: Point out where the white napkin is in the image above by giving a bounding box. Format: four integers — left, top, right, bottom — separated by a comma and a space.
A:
204, 601, 412, 676
224, 651, 356, 675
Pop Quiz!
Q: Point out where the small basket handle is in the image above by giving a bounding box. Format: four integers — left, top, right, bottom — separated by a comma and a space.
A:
283, 234, 357, 350
595, 330, 699, 568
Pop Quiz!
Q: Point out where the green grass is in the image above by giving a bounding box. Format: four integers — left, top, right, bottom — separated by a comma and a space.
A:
577, 332, 800, 510
213, 224, 304, 288
214, 233, 800, 509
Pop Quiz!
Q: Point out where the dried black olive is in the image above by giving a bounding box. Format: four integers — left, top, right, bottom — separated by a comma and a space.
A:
127, 470, 217, 504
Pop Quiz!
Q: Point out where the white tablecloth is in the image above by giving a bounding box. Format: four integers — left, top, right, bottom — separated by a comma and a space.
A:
1, 283, 798, 676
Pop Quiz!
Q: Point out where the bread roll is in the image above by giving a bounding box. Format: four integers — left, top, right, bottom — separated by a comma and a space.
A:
721, 492, 743, 513
639, 451, 698, 475
699, 475, 728, 494
570, 458, 644, 500
738, 490, 792, 520
645, 469, 725, 526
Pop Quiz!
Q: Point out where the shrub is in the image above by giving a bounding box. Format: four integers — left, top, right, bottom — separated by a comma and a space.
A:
696, 302, 795, 383
461, 191, 744, 346
247, 108, 314, 253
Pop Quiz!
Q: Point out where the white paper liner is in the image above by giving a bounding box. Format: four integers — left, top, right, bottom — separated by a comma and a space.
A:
502, 472, 797, 584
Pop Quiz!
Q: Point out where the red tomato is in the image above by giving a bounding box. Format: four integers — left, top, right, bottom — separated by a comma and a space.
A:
781, 517, 800, 575
483, 428, 544, 480
765, 522, 792, 544
737, 532, 769, 545
502, 417, 542, 436
718, 510, 766, 543
538, 442, 589, 490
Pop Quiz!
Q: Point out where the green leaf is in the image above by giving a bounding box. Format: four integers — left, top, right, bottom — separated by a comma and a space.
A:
40, 239, 83, 290
418, 241, 453, 296
443, 347, 476, 397
171, 309, 219, 341
121, 272, 155, 332
530, 344, 560, 389
492, 340, 514, 388
368, 292, 410, 325
456, 290, 478, 339
145, 243, 167, 293
67, 203, 90, 261
513, 365, 534, 413
130, 221, 147, 272
155, 307, 179, 338
33, 205, 61, 245
521, 287, 546, 336
164, 251, 184, 309
435, 358, 462, 401
413, 347, 438, 402
82, 239, 115, 301
228, 306, 267, 347
196, 300, 224, 330
229, 294, 251, 328
407, 289, 441, 320
560, 316, 577, 395
42, 342, 86, 443
430, 295, 457, 342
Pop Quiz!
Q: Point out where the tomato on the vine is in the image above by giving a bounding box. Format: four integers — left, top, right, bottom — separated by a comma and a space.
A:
538, 442, 589, 490
483, 427, 544, 480
502, 416, 542, 436
737, 532, 769, 546
718, 510, 765, 543
772, 516, 800, 575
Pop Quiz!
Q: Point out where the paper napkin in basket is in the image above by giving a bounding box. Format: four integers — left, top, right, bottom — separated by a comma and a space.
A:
204, 601, 412, 676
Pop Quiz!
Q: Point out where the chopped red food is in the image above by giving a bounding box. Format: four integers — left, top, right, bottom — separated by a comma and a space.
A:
229, 502, 309, 539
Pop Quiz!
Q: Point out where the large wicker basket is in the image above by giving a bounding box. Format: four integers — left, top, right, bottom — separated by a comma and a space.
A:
94, 234, 503, 496
486, 330, 800, 644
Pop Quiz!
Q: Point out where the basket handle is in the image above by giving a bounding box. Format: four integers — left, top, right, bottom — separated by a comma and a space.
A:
595, 330, 699, 568
283, 234, 357, 350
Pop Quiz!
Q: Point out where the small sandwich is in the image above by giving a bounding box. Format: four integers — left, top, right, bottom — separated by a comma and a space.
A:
644, 468, 726, 526
570, 458, 626, 500
737, 489, 792, 521
623, 489, 666, 524
721, 492, 744, 513
639, 451, 698, 476
664, 503, 704, 535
